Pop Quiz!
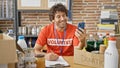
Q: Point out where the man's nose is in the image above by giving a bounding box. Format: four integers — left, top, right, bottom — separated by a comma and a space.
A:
61, 16, 64, 20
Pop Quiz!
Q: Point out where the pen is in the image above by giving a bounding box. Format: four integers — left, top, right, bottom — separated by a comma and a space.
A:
60, 47, 62, 56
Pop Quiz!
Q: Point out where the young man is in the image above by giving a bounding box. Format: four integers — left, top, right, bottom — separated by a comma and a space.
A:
34, 3, 86, 61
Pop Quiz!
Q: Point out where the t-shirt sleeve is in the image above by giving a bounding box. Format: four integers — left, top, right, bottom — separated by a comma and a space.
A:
36, 27, 47, 46
73, 35, 79, 46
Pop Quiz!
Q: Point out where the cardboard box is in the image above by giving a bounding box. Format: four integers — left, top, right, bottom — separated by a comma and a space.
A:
116, 36, 120, 49
74, 48, 120, 68
0, 33, 17, 64
0, 63, 16, 68
8, 63, 16, 68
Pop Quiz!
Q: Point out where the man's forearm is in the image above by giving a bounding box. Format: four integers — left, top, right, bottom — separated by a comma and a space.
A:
34, 49, 42, 54
34, 43, 46, 55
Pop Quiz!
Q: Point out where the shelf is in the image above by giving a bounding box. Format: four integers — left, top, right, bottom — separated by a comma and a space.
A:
0, 18, 14, 21
101, 19, 118, 24
100, 18, 118, 20
18, 35, 38, 37
17, 10, 49, 13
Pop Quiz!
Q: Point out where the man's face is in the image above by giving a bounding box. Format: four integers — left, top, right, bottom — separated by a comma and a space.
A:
54, 11, 68, 29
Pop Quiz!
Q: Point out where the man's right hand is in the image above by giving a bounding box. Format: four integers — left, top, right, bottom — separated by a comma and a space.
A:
45, 52, 59, 61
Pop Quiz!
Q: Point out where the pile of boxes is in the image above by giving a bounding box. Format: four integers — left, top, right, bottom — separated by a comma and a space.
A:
97, 5, 119, 36
0, 33, 17, 68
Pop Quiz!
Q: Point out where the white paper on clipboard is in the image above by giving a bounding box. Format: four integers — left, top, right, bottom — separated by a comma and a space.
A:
45, 56, 70, 67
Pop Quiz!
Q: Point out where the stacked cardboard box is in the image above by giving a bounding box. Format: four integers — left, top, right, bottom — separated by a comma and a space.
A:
0, 33, 17, 68
97, 24, 115, 36
97, 5, 119, 36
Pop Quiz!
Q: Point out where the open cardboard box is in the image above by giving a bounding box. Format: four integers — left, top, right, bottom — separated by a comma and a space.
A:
74, 37, 120, 68
0, 33, 18, 68
74, 48, 120, 68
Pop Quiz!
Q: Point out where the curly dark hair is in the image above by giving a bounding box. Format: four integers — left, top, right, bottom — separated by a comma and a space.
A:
49, 3, 68, 22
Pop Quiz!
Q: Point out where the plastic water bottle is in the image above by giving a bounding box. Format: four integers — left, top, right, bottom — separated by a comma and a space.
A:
86, 34, 95, 52
17, 35, 27, 49
96, 34, 104, 50
104, 36, 119, 68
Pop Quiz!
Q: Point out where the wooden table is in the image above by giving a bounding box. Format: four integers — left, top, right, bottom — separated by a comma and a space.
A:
63, 56, 95, 68
36, 56, 95, 68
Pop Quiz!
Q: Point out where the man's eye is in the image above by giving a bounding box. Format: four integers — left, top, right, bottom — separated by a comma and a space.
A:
63, 15, 67, 18
56, 16, 60, 18
63, 15, 65, 17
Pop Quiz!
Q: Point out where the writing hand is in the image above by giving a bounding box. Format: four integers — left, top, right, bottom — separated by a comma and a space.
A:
45, 52, 59, 61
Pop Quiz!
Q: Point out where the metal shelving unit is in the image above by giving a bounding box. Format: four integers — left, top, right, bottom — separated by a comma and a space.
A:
0, 0, 17, 38
16, 0, 72, 35
0, 0, 14, 19
14, 0, 18, 41
14, 0, 72, 47
16, 0, 72, 40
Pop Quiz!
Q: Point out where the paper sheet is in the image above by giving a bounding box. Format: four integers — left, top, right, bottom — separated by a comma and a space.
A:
100, 11, 110, 18
45, 56, 70, 67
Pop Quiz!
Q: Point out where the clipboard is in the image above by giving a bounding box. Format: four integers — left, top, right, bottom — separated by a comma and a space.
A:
45, 56, 70, 67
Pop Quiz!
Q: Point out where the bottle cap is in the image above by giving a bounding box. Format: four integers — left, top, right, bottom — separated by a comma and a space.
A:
18, 35, 24, 39
109, 37, 116, 41
106, 32, 109, 35
89, 34, 93, 37
99, 34, 103, 38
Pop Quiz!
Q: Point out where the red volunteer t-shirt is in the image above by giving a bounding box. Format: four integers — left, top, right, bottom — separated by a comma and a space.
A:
36, 23, 79, 56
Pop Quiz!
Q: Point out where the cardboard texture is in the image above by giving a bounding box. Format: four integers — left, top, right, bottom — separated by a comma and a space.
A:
74, 37, 120, 68
116, 37, 120, 49
0, 34, 17, 64
8, 63, 16, 68
0, 63, 16, 68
